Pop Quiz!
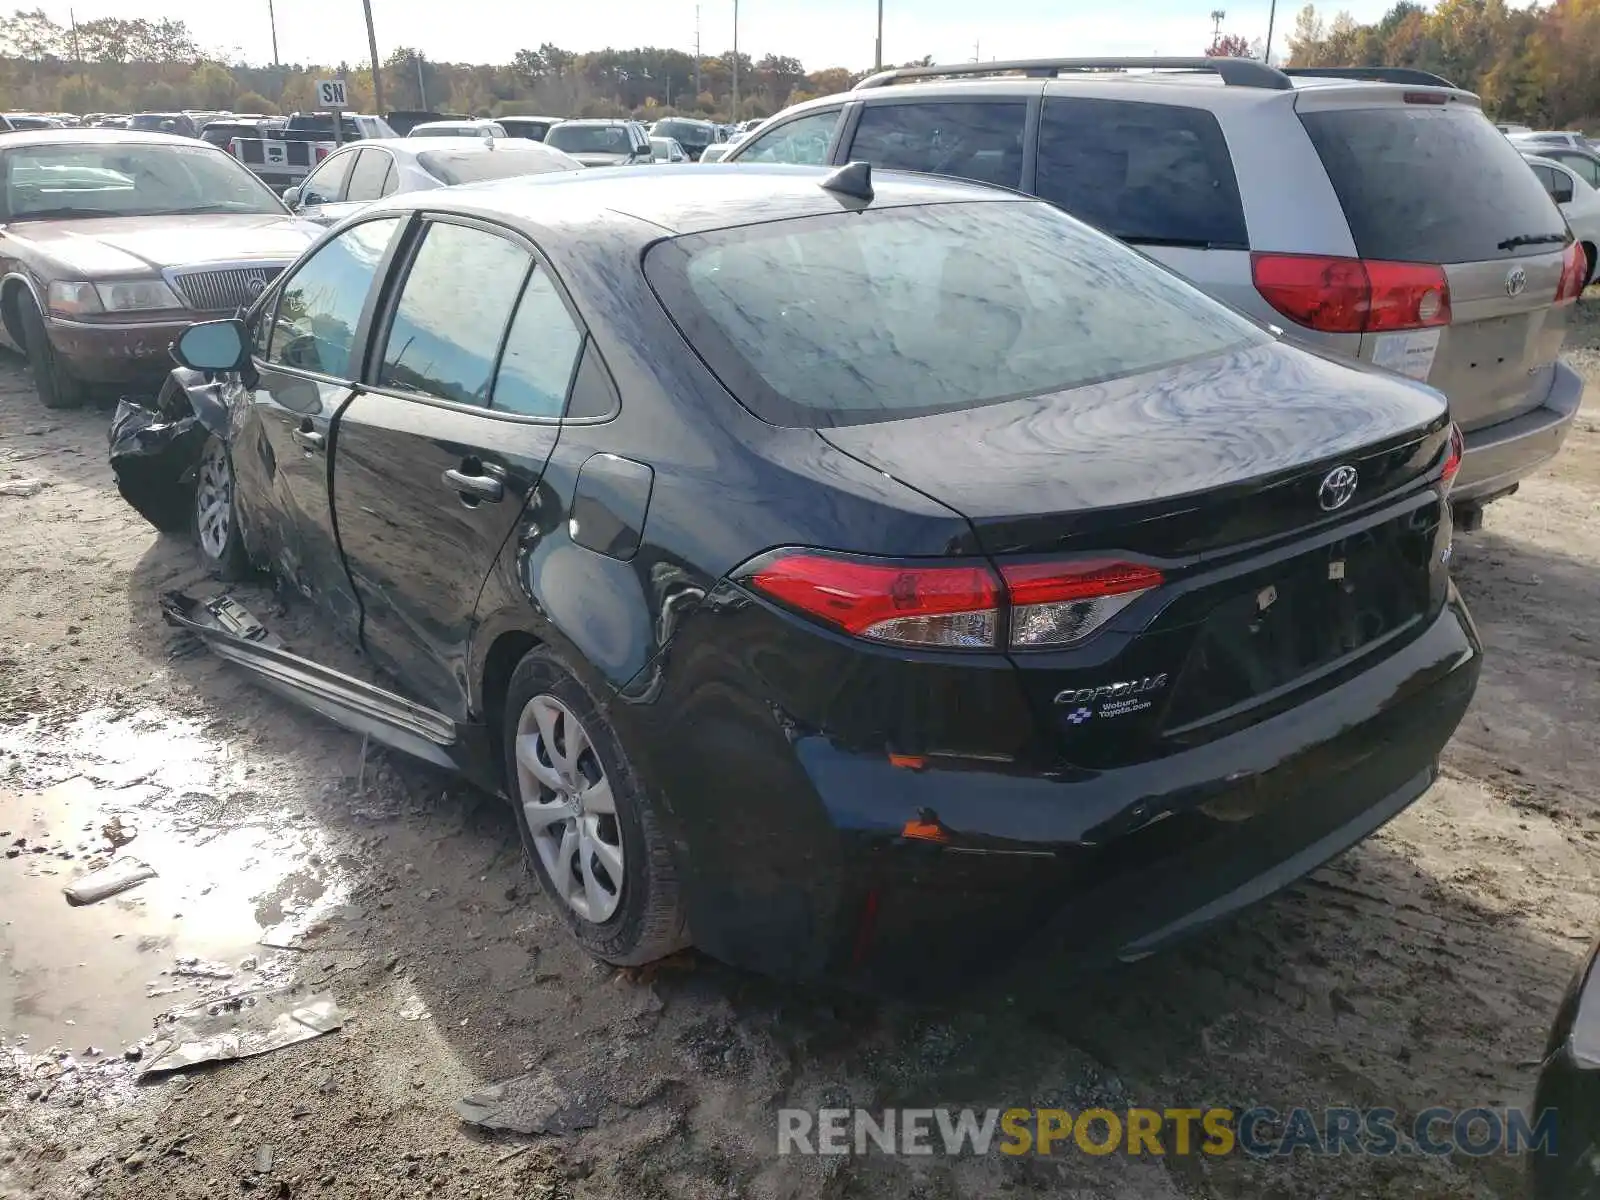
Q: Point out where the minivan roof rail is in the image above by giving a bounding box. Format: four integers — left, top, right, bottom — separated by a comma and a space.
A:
1280, 66, 1457, 87
854, 56, 1293, 91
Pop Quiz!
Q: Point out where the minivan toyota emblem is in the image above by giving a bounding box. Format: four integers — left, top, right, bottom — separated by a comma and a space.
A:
1318, 465, 1359, 511
1505, 266, 1528, 297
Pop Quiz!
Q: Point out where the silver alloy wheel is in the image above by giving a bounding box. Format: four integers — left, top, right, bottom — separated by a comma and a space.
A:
514, 693, 624, 923
195, 439, 233, 560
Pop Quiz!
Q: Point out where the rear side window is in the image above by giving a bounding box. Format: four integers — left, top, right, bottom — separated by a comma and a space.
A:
492, 268, 584, 417
848, 102, 1026, 189
1552, 152, 1600, 188
377, 222, 532, 406
1035, 97, 1247, 250
645, 200, 1266, 427
1300, 105, 1567, 263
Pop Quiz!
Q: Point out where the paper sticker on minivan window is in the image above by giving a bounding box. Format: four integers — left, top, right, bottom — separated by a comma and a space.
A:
1371, 328, 1441, 381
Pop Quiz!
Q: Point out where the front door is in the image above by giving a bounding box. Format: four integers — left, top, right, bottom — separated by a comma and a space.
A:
330, 215, 586, 719
234, 215, 406, 636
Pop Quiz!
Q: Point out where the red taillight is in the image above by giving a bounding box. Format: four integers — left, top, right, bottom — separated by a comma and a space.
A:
746, 551, 1000, 648
742, 550, 1164, 651
1555, 242, 1588, 305
1441, 422, 1464, 489
1251, 253, 1451, 335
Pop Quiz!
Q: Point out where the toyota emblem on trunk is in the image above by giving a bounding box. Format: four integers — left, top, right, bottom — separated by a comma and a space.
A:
1505, 266, 1528, 297
1318, 465, 1359, 511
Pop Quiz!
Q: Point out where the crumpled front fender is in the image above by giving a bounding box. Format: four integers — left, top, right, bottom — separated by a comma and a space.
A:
108, 368, 231, 533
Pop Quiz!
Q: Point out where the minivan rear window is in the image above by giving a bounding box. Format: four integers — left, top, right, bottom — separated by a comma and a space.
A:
645, 200, 1267, 427
1035, 97, 1248, 250
1299, 105, 1567, 264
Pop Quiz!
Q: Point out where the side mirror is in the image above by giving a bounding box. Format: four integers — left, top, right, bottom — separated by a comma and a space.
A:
172, 319, 247, 372
282, 185, 302, 208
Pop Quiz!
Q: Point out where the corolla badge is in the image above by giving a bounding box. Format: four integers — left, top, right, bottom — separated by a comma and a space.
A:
1318, 465, 1359, 512
1505, 265, 1528, 297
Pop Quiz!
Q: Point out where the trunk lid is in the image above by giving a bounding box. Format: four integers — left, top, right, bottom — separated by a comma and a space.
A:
817, 338, 1447, 560
1295, 93, 1574, 431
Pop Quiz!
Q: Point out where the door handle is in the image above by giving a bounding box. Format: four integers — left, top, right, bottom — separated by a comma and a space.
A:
292, 427, 324, 451
442, 467, 504, 503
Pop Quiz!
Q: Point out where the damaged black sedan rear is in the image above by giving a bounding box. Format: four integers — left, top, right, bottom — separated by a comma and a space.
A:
111, 164, 1481, 988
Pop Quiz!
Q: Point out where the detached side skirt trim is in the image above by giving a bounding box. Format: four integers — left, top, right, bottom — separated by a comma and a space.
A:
161, 591, 463, 770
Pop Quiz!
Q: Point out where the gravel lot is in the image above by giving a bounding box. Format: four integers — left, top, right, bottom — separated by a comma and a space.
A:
2, 298, 1598, 1200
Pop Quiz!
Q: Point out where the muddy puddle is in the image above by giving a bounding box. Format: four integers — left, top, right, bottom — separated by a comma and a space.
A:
0, 708, 349, 1057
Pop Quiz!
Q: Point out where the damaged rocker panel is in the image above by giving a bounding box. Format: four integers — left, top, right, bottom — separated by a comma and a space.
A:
160, 592, 463, 770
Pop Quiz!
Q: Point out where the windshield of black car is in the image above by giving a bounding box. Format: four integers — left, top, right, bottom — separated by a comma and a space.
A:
0, 142, 285, 220
645, 199, 1268, 427
417, 147, 579, 184
652, 120, 711, 147
545, 125, 630, 154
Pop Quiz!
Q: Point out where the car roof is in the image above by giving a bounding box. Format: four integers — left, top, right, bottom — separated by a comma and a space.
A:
335, 136, 552, 156
555, 118, 634, 126
0, 127, 212, 149
397, 163, 1019, 238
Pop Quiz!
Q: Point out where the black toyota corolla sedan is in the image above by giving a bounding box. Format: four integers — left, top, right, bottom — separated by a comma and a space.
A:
110, 164, 1481, 988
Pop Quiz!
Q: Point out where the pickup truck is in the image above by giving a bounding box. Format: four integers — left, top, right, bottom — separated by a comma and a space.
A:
227, 112, 397, 193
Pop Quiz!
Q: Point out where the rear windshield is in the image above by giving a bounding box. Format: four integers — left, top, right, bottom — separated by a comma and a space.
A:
652, 119, 712, 146
645, 200, 1267, 427
546, 124, 631, 154
1300, 104, 1567, 263
417, 146, 579, 185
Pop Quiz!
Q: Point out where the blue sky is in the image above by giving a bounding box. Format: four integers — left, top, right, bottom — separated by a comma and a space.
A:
40, 0, 1401, 72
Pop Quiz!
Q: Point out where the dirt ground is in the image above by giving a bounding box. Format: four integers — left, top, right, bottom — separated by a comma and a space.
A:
1, 298, 1598, 1200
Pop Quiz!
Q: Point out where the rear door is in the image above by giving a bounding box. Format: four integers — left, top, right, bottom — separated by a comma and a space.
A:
1296, 95, 1572, 432
331, 215, 586, 719
233, 215, 406, 635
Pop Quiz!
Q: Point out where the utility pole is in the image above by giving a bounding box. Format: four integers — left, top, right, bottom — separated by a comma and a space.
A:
68, 7, 86, 112
362, 0, 384, 114
414, 50, 427, 110
1210, 9, 1226, 48
1263, 0, 1278, 62
874, 0, 883, 71
730, 0, 739, 122
694, 6, 702, 106
267, 0, 280, 66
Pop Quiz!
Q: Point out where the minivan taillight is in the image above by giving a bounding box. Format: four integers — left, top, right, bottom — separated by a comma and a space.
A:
1251, 253, 1452, 335
1555, 242, 1588, 304
741, 550, 1164, 651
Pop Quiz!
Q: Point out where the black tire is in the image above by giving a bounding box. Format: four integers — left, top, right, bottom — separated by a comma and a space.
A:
503, 647, 689, 966
192, 433, 250, 579
17, 293, 87, 410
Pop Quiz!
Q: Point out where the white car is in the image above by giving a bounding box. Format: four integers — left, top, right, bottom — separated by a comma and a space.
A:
1524, 153, 1600, 288
409, 119, 508, 139
283, 136, 582, 226
649, 136, 688, 163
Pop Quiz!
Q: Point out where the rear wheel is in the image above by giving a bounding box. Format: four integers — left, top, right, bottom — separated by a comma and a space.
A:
17, 294, 87, 410
193, 434, 250, 579
503, 648, 688, 965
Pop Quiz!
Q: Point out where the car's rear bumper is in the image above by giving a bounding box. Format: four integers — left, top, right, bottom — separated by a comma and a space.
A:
1452, 359, 1584, 504
46, 314, 196, 387
637, 586, 1481, 987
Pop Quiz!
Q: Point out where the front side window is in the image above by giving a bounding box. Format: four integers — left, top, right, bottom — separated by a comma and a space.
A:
344, 149, 393, 202
848, 101, 1026, 189
492, 268, 583, 417
300, 151, 355, 205
733, 109, 839, 165
377, 221, 531, 407
0, 142, 285, 221
264, 217, 402, 378
1035, 97, 1248, 250
645, 200, 1266, 427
